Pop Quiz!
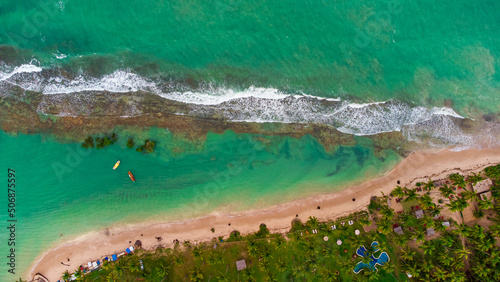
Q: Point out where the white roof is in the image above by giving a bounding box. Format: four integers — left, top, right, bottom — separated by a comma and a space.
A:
129, 246, 134, 251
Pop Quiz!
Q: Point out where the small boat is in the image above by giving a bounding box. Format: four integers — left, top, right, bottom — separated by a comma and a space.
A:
113, 160, 120, 170
128, 171, 135, 182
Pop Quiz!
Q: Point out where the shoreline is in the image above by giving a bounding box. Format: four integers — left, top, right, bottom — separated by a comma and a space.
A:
28, 146, 500, 281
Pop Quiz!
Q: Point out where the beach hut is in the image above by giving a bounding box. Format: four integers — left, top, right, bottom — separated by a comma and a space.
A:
236, 259, 247, 271
112, 254, 118, 261
126, 246, 135, 254
415, 209, 424, 219
393, 226, 403, 235
426, 228, 435, 237
442, 222, 450, 228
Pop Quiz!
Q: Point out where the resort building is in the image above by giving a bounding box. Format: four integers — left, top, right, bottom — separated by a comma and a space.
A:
473, 179, 493, 200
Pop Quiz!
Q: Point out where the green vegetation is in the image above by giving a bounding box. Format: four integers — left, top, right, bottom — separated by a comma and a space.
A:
81, 133, 118, 149
136, 139, 156, 153
81, 134, 157, 154
126, 138, 135, 149
81, 136, 94, 149
60, 164, 500, 282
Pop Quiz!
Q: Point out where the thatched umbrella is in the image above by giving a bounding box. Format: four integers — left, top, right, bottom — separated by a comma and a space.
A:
134, 240, 142, 248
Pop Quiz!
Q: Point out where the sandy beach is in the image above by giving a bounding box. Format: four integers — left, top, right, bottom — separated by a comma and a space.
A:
28, 147, 500, 281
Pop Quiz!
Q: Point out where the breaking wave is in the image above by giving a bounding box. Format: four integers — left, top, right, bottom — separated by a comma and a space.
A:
0, 65, 489, 149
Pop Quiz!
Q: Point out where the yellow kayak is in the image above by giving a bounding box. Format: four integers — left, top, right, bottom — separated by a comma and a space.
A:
113, 160, 120, 170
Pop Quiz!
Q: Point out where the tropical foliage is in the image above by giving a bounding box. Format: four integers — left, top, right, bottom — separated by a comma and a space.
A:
61, 165, 500, 282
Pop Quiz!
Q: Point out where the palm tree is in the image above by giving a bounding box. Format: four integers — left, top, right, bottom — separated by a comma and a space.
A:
391, 186, 406, 198
380, 205, 395, 220
449, 173, 466, 188
156, 262, 170, 280
265, 272, 278, 282
106, 270, 119, 282
405, 263, 421, 279
292, 263, 306, 279
432, 266, 448, 281
189, 267, 204, 282
440, 232, 457, 248
127, 257, 141, 273
456, 246, 471, 260
488, 222, 500, 237
485, 164, 500, 180
207, 252, 222, 266
359, 218, 372, 227
377, 219, 392, 235
419, 194, 434, 210
174, 255, 184, 266
74, 269, 82, 280
439, 184, 455, 198
405, 188, 419, 202
380, 261, 398, 281
411, 229, 425, 244
259, 257, 270, 273
306, 216, 319, 228
423, 179, 435, 191
246, 239, 259, 257
446, 198, 469, 213
394, 234, 409, 248
437, 253, 454, 267
472, 263, 491, 278
62, 270, 71, 282
478, 198, 493, 210
276, 257, 287, 272
449, 271, 467, 282
273, 235, 286, 250
455, 223, 471, 238
468, 172, 484, 186
216, 271, 229, 282
473, 209, 485, 219
192, 246, 203, 261
461, 190, 478, 201
321, 268, 337, 282
420, 241, 436, 256
241, 267, 255, 282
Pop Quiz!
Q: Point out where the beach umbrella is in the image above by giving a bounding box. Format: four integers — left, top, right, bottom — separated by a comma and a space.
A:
355, 229, 360, 235
337, 239, 342, 245
323, 236, 329, 241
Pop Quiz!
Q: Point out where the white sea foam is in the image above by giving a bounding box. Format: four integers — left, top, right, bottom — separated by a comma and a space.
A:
0, 66, 478, 148
42, 70, 161, 94
0, 64, 43, 81
55, 53, 67, 59
160, 86, 291, 105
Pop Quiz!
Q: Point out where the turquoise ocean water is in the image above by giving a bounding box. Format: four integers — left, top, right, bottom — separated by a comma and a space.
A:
0, 0, 500, 279
0, 129, 399, 279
